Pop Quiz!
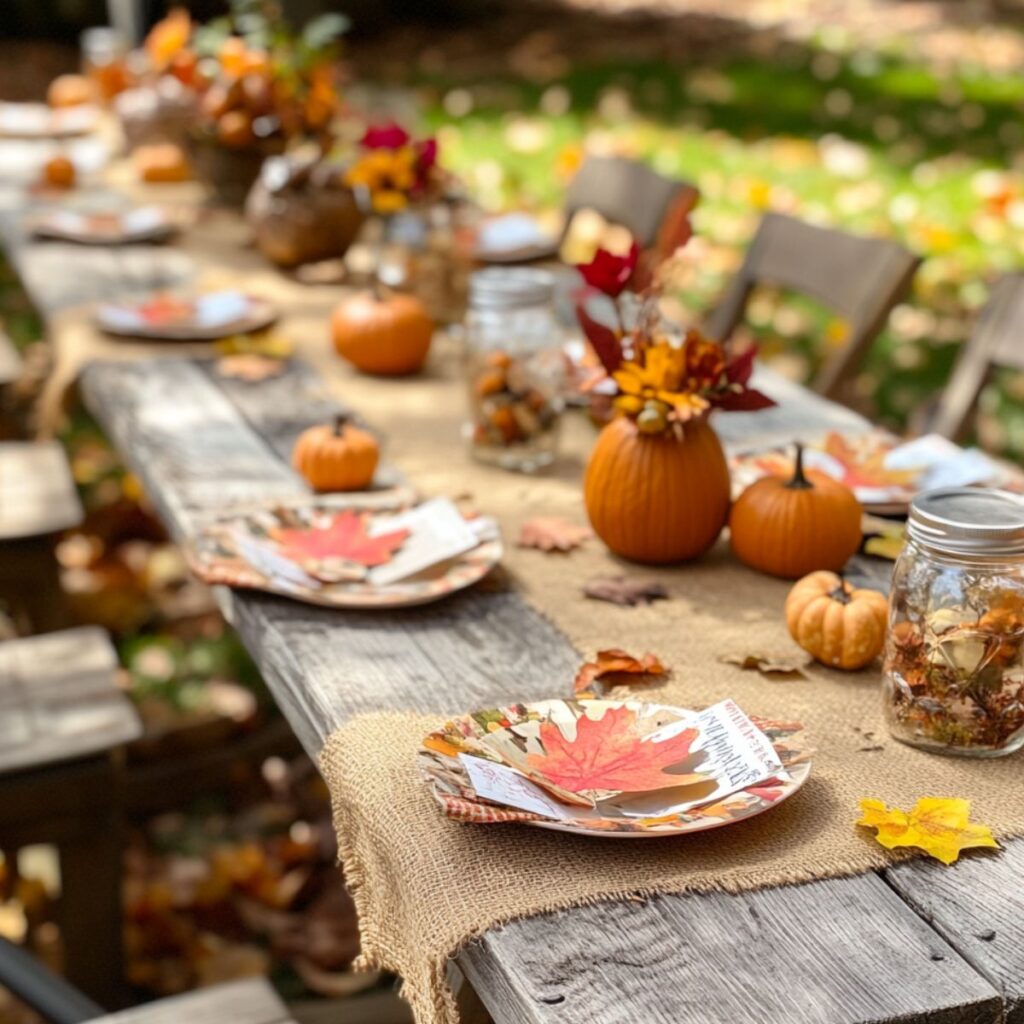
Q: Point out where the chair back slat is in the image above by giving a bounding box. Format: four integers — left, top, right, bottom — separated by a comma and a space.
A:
562, 155, 695, 249
931, 273, 1024, 440
705, 212, 921, 400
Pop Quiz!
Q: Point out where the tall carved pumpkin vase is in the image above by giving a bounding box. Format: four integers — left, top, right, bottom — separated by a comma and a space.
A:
583, 415, 731, 564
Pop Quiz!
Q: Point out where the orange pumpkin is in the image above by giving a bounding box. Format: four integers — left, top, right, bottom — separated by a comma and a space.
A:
292, 415, 379, 492
785, 570, 889, 670
729, 443, 862, 579
47, 74, 93, 108
331, 291, 433, 376
42, 155, 75, 189
134, 143, 192, 183
583, 415, 730, 564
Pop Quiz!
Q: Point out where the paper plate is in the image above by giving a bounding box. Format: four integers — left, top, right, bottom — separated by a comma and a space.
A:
188, 500, 503, 609
473, 213, 560, 264
0, 102, 99, 139
32, 206, 177, 245
420, 698, 812, 838
96, 290, 277, 341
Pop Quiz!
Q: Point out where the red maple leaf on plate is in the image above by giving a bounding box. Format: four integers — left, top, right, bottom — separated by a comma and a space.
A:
526, 705, 704, 795
137, 294, 194, 325
269, 510, 409, 569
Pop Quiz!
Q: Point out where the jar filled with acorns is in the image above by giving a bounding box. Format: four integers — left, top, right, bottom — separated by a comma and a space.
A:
882, 488, 1024, 757
464, 269, 564, 472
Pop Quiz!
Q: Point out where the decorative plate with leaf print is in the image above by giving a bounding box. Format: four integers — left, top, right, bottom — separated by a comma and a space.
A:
419, 698, 812, 838
187, 500, 502, 609
96, 290, 277, 341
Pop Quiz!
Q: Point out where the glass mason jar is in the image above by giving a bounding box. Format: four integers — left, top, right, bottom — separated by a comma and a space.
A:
463, 269, 564, 472
882, 488, 1024, 757
80, 27, 131, 102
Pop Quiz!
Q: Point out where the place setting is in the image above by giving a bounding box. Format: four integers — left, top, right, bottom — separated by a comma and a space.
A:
29, 205, 179, 245
94, 289, 278, 341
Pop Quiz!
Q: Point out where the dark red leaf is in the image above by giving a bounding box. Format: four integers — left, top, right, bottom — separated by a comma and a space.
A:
725, 345, 757, 387
576, 243, 640, 298
716, 388, 776, 412
575, 302, 623, 374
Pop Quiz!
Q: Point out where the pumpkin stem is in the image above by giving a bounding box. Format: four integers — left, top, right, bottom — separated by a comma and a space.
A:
332, 413, 349, 437
788, 442, 813, 490
830, 574, 852, 604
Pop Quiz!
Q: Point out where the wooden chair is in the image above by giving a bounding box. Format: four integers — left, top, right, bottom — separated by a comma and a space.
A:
561, 154, 698, 251
0, 440, 82, 632
704, 212, 921, 401
928, 273, 1024, 442
0, 938, 294, 1023
0, 628, 142, 1008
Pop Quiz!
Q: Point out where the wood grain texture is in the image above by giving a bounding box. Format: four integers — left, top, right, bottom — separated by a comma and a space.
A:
886, 845, 1024, 1023
0, 627, 140, 773
77, 356, 1015, 1024
0, 440, 82, 538
463, 875, 1001, 1024
86, 978, 293, 1024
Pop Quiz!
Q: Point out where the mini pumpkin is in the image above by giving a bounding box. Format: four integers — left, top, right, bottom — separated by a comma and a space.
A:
785, 570, 889, 670
583, 415, 731, 564
42, 155, 75, 190
47, 74, 93, 108
331, 290, 433, 376
729, 442, 862, 578
134, 143, 192, 183
292, 414, 379, 492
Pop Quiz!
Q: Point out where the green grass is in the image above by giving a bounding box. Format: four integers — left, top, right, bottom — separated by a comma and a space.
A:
406, 42, 1024, 457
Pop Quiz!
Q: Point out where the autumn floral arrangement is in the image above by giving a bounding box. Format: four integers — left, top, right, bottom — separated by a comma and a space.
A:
576, 236, 775, 565
138, 0, 347, 202
344, 122, 442, 216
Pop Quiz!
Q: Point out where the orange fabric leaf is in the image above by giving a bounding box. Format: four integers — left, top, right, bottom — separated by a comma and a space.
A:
527, 705, 701, 794
517, 517, 593, 553
574, 648, 667, 694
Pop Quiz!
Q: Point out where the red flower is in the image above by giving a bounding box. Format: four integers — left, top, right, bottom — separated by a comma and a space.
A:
360, 122, 410, 150
576, 242, 640, 298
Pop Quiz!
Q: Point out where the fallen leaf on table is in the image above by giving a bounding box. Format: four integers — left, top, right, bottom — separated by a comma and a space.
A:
584, 576, 669, 607
517, 517, 593, 552
215, 329, 294, 359
864, 530, 906, 561
574, 648, 667, 694
215, 354, 287, 382
527, 704, 706, 794
269, 510, 409, 579
720, 653, 809, 681
856, 797, 999, 865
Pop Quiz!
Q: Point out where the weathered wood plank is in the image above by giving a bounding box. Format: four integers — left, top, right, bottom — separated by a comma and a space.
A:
78, 357, 1010, 1024
86, 978, 293, 1024
0, 627, 140, 774
0, 440, 82, 538
463, 875, 1002, 1024
886, 846, 1024, 1023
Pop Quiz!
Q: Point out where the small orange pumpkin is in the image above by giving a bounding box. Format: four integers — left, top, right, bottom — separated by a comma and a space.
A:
42, 155, 75, 190
331, 291, 433, 376
729, 443, 862, 579
47, 74, 93, 108
134, 143, 192, 183
583, 415, 730, 564
785, 570, 889, 670
292, 414, 379, 492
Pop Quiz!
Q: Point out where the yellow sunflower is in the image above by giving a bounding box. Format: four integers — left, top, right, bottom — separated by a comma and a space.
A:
344, 146, 418, 214
612, 340, 711, 423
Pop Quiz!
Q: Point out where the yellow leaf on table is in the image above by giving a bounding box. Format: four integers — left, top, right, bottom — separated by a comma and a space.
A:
856, 797, 999, 865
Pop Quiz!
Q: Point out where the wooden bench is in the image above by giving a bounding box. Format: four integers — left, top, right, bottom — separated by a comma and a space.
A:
0, 628, 142, 1008
0, 440, 82, 632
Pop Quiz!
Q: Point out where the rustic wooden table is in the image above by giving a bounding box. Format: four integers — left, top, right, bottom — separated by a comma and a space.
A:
1, 152, 1022, 1024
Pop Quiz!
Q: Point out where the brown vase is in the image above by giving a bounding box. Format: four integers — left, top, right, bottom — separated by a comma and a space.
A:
189, 132, 285, 207
245, 156, 365, 268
